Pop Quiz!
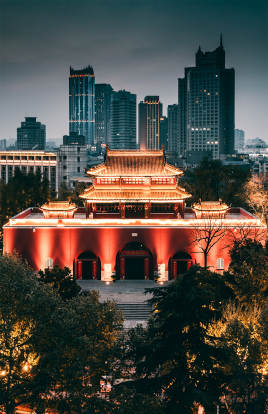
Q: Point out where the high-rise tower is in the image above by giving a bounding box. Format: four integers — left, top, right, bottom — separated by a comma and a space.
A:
109, 90, 136, 149
138, 96, 162, 150
69, 66, 95, 146
17, 117, 46, 150
95, 83, 113, 145
178, 36, 234, 160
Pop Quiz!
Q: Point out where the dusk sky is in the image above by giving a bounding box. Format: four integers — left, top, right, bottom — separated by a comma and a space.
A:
1, 0, 267, 142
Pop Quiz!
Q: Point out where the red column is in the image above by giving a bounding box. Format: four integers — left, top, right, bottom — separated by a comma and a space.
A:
144, 257, 149, 280
77, 261, 83, 280
187, 261, 191, 270
144, 203, 149, 219
120, 203, 125, 219
92, 260, 97, 280
120, 257, 125, 279
172, 260, 177, 279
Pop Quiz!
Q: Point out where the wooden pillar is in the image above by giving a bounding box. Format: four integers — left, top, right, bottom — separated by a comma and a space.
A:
120, 257, 125, 279
120, 203, 125, 219
144, 203, 149, 219
172, 260, 177, 279
77, 261, 83, 280
92, 203, 96, 218
187, 261, 191, 270
86, 202, 91, 218
92, 260, 97, 280
144, 257, 150, 280
174, 203, 179, 217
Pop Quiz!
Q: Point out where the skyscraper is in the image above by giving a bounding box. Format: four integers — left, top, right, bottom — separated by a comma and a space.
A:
159, 116, 168, 150
69, 65, 95, 146
178, 36, 235, 160
167, 104, 179, 157
95, 83, 113, 145
17, 117, 46, 150
138, 96, 162, 150
109, 90, 136, 149
234, 129, 245, 152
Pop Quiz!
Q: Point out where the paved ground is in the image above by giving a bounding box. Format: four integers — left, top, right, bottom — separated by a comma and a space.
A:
77, 280, 167, 303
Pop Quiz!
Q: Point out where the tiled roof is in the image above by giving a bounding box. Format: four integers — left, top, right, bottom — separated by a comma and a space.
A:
80, 186, 191, 201
41, 201, 77, 211
87, 148, 183, 177
192, 201, 229, 211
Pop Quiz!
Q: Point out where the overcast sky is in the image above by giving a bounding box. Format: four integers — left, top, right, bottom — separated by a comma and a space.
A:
0, 0, 267, 142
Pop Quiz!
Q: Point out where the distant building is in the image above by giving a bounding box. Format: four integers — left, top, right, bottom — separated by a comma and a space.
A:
234, 129, 245, 152
17, 117, 46, 150
138, 96, 162, 150
0, 150, 58, 192
178, 36, 235, 160
167, 105, 179, 162
58, 139, 88, 188
160, 116, 168, 150
69, 65, 95, 146
0, 139, 6, 150
63, 132, 86, 146
109, 90, 136, 149
95, 84, 113, 145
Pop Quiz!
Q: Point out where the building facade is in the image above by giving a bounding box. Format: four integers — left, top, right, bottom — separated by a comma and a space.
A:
58, 140, 88, 188
178, 37, 235, 160
234, 129, 245, 153
17, 117, 46, 150
167, 104, 179, 162
138, 96, 162, 150
159, 116, 168, 150
4, 148, 265, 282
0, 150, 58, 192
69, 66, 95, 146
95, 83, 113, 145
109, 90, 136, 149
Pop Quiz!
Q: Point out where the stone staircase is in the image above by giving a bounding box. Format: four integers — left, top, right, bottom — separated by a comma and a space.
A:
117, 302, 152, 320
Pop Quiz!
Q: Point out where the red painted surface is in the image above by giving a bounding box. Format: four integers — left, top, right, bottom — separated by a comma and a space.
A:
4, 224, 265, 278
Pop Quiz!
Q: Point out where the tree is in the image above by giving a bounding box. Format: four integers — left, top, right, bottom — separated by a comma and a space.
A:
182, 158, 251, 208
192, 218, 226, 269
207, 303, 267, 413
38, 265, 81, 300
225, 239, 268, 307
0, 254, 64, 414
123, 266, 233, 414
245, 175, 268, 226
0, 255, 124, 413
0, 169, 49, 226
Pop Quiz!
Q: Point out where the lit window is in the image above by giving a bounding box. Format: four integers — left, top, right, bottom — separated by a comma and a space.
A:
45, 258, 53, 269
216, 258, 224, 270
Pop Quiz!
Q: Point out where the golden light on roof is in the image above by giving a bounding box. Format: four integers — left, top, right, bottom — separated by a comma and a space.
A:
41, 201, 77, 211
86, 147, 184, 177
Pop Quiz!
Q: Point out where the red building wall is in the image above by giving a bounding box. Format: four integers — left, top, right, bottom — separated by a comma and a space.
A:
4, 225, 259, 277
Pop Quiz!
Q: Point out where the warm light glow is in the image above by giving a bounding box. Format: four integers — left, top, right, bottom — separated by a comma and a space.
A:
0, 370, 6, 376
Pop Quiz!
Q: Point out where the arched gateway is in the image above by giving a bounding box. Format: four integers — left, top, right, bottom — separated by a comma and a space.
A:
117, 242, 153, 280
170, 251, 192, 279
74, 251, 101, 280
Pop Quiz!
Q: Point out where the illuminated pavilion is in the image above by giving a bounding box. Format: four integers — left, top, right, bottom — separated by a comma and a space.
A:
3, 148, 266, 282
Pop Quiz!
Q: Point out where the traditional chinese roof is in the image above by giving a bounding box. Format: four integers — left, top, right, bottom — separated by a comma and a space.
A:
41, 201, 77, 212
87, 147, 183, 177
80, 185, 190, 202
192, 201, 229, 212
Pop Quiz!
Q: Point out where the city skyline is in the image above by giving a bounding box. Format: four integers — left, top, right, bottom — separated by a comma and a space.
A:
1, 0, 267, 142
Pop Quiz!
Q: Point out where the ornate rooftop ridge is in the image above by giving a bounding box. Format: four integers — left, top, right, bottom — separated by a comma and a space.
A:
86, 147, 183, 177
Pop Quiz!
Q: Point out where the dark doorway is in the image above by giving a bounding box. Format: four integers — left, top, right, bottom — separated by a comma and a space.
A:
170, 251, 192, 280
75, 251, 100, 280
117, 241, 153, 280
82, 260, 93, 280
125, 257, 145, 280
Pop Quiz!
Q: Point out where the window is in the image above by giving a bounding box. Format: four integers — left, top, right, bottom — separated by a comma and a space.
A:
45, 257, 53, 269
216, 258, 224, 270
77, 167, 80, 172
